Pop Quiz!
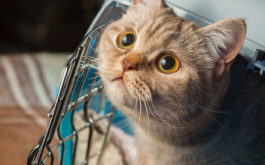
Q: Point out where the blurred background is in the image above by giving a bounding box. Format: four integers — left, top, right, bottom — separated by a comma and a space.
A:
0, 1, 105, 164
0, 0, 104, 53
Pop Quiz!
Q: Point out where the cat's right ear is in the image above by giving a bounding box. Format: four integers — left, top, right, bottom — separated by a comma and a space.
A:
200, 18, 246, 77
132, 0, 165, 8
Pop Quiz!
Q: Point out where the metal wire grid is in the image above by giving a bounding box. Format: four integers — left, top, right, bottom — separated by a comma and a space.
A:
28, 22, 114, 165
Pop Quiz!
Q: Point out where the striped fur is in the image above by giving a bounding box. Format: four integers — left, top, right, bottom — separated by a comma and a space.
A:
98, 0, 265, 164
0, 53, 67, 165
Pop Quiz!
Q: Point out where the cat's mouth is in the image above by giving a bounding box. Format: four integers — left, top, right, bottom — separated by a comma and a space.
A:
112, 76, 125, 85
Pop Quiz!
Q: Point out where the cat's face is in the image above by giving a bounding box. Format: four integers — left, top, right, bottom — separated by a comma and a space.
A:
98, 0, 246, 128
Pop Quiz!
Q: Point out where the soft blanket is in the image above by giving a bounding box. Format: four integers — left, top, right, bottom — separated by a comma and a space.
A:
0, 53, 136, 165
0, 53, 67, 165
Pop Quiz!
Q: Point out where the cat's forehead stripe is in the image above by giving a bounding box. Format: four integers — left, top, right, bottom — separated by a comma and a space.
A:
147, 14, 178, 37
104, 7, 200, 62
136, 12, 198, 49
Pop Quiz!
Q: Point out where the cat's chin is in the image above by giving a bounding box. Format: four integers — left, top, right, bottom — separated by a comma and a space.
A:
104, 80, 136, 109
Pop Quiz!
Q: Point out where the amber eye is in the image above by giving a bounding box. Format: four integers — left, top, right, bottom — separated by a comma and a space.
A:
157, 54, 180, 73
117, 30, 136, 50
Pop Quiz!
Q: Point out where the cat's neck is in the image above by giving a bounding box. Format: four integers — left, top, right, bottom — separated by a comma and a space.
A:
135, 105, 231, 146
135, 110, 231, 165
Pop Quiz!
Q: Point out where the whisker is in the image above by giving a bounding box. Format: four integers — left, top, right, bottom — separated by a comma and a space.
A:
149, 101, 168, 123
138, 95, 142, 128
143, 100, 150, 137
132, 95, 139, 122
149, 101, 187, 129
202, 110, 223, 128
81, 64, 98, 70
198, 105, 231, 114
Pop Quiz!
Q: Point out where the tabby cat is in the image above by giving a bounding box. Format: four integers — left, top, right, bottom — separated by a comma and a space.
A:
98, 0, 265, 164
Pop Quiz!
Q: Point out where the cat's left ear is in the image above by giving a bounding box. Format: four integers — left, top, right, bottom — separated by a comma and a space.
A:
200, 18, 246, 76
132, 0, 165, 8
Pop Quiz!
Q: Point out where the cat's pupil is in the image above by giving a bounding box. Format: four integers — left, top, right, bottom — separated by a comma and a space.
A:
161, 56, 176, 70
122, 33, 135, 47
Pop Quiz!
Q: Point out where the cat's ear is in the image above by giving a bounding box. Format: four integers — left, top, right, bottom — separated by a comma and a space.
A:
201, 18, 246, 76
132, 0, 165, 8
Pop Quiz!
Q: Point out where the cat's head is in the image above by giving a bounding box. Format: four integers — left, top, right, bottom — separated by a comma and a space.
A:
98, 0, 246, 129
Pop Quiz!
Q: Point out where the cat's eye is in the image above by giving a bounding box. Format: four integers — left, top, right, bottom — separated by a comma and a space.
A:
157, 54, 180, 73
117, 30, 136, 50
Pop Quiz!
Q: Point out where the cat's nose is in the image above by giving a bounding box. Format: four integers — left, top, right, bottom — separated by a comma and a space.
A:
122, 59, 135, 72
122, 54, 141, 72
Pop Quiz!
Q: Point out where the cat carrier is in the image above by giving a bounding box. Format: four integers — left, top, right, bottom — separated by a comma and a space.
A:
28, 0, 265, 165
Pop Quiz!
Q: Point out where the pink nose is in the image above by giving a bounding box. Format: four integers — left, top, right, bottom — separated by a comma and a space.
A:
121, 54, 141, 72
122, 58, 136, 72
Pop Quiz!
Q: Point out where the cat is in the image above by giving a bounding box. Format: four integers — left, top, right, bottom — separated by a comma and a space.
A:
97, 0, 265, 164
